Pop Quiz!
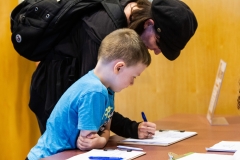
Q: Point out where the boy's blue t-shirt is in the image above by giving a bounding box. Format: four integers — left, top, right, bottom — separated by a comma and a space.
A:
27, 70, 114, 160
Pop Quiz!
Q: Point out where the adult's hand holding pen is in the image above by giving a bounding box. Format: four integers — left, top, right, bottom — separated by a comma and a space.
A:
138, 122, 156, 139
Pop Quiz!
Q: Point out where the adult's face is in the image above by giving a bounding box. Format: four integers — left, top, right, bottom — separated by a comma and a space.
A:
140, 19, 161, 55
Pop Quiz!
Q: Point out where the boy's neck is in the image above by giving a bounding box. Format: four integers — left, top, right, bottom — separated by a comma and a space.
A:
93, 61, 112, 89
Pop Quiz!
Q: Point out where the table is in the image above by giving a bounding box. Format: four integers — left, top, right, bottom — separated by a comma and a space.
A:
42, 114, 240, 160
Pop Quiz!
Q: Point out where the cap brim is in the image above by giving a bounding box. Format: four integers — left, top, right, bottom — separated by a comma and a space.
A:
158, 41, 181, 61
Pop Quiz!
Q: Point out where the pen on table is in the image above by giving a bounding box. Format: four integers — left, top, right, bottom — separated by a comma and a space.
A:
117, 145, 143, 151
159, 129, 185, 132
141, 111, 148, 122
88, 156, 123, 160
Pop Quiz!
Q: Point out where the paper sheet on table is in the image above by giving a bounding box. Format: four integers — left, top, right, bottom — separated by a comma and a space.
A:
119, 130, 197, 146
66, 149, 146, 160
177, 150, 240, 160
206, 141, 240, 152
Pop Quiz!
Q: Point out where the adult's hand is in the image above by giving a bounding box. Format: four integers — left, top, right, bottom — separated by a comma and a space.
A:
138, 122, 156, 139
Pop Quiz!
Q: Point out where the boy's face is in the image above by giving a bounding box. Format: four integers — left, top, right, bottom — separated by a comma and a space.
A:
111, 62, 147, 92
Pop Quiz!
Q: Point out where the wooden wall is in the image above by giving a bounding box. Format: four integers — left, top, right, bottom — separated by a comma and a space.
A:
115, 0, 240, 122
0, 1, 40, 159
1, 0, 240, 159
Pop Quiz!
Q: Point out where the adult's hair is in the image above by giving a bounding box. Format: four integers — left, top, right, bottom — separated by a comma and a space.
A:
128, 0, 151, 35
98, 28, 151, 67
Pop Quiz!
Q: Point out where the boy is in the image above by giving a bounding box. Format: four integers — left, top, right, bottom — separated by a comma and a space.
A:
27, 28, 151, 159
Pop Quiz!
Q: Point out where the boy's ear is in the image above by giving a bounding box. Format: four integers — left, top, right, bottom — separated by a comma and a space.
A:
143, 19, 154, 29
114, 62, 125, 74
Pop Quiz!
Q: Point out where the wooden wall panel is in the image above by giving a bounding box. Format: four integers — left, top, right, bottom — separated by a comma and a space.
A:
0, 1, 40, 159
115, 0, 240, 123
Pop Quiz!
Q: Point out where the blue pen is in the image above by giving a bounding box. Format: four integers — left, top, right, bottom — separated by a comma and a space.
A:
88, 156, 123, 160
141, 111, 148, 122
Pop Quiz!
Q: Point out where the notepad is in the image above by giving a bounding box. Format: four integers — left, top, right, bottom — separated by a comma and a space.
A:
66, 149, 146, 160
206, 141, 240, 152
118, 130, 197, 146
176, 150, 240, 160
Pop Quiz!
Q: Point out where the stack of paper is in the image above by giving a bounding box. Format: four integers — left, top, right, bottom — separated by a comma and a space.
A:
206, 141, 240, 152
119, 130, 197, 146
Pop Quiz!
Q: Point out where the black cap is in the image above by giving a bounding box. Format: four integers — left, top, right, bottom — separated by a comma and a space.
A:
151, 0, 198, 60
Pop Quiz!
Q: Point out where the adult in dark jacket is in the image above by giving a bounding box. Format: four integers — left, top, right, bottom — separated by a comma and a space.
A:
30, 0, 197, 140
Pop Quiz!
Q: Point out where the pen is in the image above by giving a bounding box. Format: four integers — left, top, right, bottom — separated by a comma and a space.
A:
141, 111, 148, 122
117, 145, 143, 151
159, 129, 185, 132
88, 156, 123, 160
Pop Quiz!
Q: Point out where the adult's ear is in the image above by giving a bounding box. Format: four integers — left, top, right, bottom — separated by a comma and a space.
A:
143, 19, 155, 29
114, 61, 125, 74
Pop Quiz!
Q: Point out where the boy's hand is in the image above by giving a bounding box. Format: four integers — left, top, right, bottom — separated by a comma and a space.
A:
76, 133, 107, 151
138, 122, 156, 139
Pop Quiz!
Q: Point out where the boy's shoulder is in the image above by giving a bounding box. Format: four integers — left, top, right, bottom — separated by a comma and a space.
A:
79, 70, 100, 85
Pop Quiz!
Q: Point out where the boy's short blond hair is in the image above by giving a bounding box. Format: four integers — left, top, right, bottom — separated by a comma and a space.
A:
98, 28, 151, 67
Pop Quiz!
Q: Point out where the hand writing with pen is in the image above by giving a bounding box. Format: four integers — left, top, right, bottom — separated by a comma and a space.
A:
138, 112, 156, 139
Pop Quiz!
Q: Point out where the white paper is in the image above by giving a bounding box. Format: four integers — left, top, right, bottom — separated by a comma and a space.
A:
206, 141, 240, 152
66, 149, 146, 160
178, 150, 240, 160
121, 130, 197, 145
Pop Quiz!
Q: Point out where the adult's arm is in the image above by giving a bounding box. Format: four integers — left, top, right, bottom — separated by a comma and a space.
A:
110, 111, 140, 138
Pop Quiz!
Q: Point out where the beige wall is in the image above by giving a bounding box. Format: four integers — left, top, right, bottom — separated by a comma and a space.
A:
1, 0, 240, 159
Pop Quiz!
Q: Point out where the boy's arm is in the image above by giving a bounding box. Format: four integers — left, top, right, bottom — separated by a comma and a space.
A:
98, 119, 111, 142
76, 120, 111, 151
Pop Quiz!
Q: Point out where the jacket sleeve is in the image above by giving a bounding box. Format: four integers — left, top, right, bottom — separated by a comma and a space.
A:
110, 111, 140, 139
